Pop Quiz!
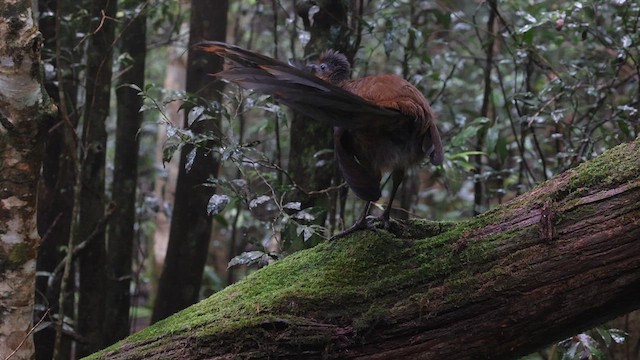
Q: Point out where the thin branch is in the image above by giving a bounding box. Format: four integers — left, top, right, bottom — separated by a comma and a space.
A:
39, 212, 63, 246
53, 200, 116, 357
50, 203, 117, 286
240, 156, 347, 197
473, 0, 497, 215
74, 9, 120, 51
431, 63, 457, 104
5, 309, 51, 360
493, 61, 536, 187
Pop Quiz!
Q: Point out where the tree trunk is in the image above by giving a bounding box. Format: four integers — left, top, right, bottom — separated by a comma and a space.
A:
75, 0, 117, 355
34, 0, 82, 357
283, 0, 350, 246
104, 0, 147, 346
88, 138, 640, 359
151, 0, 228, 323
151, 12, 188, 290
0, 1, 51, 358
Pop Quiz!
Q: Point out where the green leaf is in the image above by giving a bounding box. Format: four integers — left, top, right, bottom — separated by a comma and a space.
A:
433, 9, 452, 29
485, 127, 500, 154
249, 195, 271, 209
185, 147, 197, 172
448, 151, 485, 161
207, 194, 230, 215
292, 209, 315, 222
125, 83, 142, 92
450, 117, 492, 147
609, 329, 627, 344
595, 327, 611, 346
496, 137, 509, 163
283, 202, 301, 210
522, 28, 534, 45
162, 136, 181, 164
295, 224, 313, 242
228, 251, 268, 268
187, 106, 205, 127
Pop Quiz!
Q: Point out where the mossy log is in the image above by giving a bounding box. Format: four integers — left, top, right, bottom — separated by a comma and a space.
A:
88, 138, 640, 360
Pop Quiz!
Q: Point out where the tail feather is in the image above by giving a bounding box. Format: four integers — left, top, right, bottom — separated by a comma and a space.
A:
196, 41, 407, 129
420, 122, 445, 166
195, 41, 279, 68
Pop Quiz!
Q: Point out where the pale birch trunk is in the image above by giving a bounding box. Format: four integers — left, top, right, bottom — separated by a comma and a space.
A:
0, 2, 52, 358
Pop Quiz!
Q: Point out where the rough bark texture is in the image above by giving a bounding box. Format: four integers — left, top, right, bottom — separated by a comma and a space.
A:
75, 0, 117, 355
88, 138, 640, 359
34, 0, 79, 357
151, 0, 228, 323
104, 1, 147, 346
0, 1, 51, 358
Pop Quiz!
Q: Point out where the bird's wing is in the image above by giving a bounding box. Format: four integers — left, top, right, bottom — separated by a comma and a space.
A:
344, 74, 445, 165
195, 41, 407, 129
196, 41, 445, 166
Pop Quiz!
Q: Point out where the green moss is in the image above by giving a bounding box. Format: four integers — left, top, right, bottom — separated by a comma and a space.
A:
565, 138, 640, 193
87, 138, 640, 359
91, 190, 543, 358
352, 304, 389, 339
8, 242, 31, 267
91, 232, 437, 358
397, 218, 456, 238
87, 221, 521, 358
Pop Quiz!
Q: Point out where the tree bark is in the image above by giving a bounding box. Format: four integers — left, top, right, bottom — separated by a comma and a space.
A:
283, 0, 350, 247
75, 0, 118, 355
88, 138, 640, 359
151, 0, 228, 323
104, 0, 147, 346
34, 0, 81, 357
0, 1, 52, 358
151, 15, 188, 292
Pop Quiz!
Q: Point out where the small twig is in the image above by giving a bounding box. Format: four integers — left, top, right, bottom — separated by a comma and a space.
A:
240, 156, 347, 197
5, 309, 51, 360
39, 213, 63, 246
49, 203, 117, 286
73, 9, 120, 51
53, 202, 116, 357
432, 63, 457, 104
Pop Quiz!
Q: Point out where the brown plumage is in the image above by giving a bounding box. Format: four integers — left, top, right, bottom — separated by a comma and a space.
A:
196, 41, 444, 237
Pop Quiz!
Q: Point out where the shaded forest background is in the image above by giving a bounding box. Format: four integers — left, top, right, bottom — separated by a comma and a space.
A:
15, 0, 640, 358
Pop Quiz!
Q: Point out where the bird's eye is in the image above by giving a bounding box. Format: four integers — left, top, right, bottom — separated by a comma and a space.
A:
320, 63, 328, 71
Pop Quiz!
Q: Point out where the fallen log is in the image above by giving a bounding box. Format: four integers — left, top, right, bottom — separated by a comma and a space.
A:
88, 138, 640, 359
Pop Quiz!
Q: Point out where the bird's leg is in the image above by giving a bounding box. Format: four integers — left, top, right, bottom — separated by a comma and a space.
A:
381, 169, 405, 228
330, 201, 374, 240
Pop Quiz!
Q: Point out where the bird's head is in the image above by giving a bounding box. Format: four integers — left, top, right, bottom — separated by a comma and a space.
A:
310, 50, 351, 85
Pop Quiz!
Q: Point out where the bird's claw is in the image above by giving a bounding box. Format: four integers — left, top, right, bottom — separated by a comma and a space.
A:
329, 215, 391, 240
330, 217, 380, 240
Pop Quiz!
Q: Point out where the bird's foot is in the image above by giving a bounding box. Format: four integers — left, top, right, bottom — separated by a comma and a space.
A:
330, 216, 380, 240
330, 216, 409, 240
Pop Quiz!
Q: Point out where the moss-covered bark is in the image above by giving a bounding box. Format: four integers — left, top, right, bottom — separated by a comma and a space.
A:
88, 138, 640, 359
0, 1, 52, 358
